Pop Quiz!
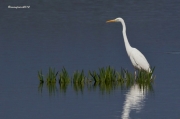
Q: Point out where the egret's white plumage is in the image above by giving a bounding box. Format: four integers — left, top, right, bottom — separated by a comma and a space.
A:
106, 18, 151, 73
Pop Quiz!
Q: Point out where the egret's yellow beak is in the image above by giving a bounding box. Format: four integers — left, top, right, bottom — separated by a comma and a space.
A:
106, 19, 116, 23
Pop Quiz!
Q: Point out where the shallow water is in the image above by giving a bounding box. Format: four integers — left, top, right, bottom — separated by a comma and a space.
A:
1, 0, 180, 119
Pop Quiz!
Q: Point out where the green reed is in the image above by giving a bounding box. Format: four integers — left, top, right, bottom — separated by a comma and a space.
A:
38, 70, 44, 83
38, 66, 155, 92
134, 67, 155, 91
136, 67, 155, 83
73, 70, 85, 83
88, 71, 100, 82
59, 67, 70, 83
99, 66, 117, 82
38, 66, 155, 95
89, 66, 117, 83
123, 69, 135, 88
116, 68, 125, 83
46, 67, 58, 83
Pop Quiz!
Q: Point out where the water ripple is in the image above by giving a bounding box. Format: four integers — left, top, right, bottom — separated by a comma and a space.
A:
165, 51, 180, 55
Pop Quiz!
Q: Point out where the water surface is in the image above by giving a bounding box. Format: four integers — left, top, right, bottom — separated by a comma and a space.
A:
0, 0, 180, 119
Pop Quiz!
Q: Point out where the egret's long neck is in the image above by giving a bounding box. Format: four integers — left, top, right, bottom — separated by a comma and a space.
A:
121, 20, 131, 55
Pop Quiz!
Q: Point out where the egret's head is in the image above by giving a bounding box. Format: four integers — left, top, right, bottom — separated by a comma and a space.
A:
106, 17, 124, 23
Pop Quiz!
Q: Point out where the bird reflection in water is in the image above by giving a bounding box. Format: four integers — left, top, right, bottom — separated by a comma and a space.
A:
121, 84, 149, 119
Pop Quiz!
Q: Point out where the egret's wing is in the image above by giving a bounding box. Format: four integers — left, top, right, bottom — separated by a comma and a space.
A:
129, 48, 150, 71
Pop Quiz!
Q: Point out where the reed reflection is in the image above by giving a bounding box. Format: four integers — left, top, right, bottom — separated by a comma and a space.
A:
38, 81, 125, 95
38, 80, 153, 96
73, 82, 85, 94
38, 82, 43, 93
38, 82, 58, 96
59, 82, 69, 93
46, 83, 57, 96
93, 81, 123, 94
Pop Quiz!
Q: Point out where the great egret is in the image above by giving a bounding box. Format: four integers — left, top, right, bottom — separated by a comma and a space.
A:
106, 17, 151, 75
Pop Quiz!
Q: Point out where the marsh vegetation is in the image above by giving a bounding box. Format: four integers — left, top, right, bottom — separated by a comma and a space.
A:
38, 66, 155, 94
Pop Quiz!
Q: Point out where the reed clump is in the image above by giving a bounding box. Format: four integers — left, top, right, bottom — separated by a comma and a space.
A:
136, 67, 155, 83
46, 68, 58, 83
89, 66, 117, 83
73, 70, 85, 83
38, 66, 155, 90
59, 67, 70, 83
38, 70, 44, 83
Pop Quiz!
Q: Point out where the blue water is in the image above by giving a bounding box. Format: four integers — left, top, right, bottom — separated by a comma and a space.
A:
0, 0, 180, 119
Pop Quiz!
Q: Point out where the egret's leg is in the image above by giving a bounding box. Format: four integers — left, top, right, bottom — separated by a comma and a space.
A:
134, 68, 137, 80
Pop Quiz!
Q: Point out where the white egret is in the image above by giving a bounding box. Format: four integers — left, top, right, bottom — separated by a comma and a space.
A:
106, 18, 151, 75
